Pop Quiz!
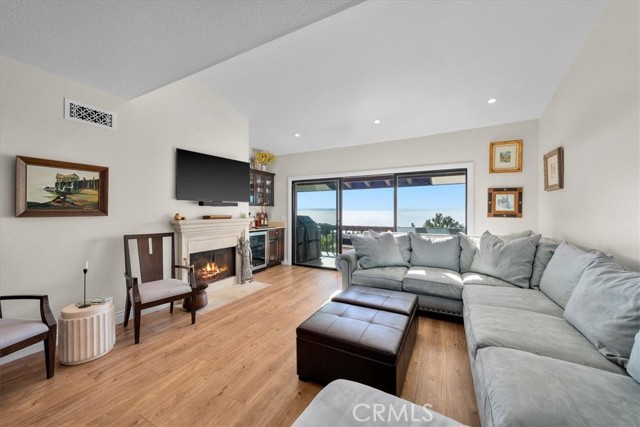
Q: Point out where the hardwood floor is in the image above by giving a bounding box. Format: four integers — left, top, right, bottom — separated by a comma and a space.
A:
0, 265, 479, 426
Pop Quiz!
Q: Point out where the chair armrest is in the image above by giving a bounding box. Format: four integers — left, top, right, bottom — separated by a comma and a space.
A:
174, 265, 197, 290
123, 273, 141, 303
0, 295, 56, 327
335, 250, 359, 290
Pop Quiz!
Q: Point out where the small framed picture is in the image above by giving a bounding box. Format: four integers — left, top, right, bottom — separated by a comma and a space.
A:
488, 187, 523, 218
543, 147, 564, 191
490, 140, 523, 173
16, 156, 109, 217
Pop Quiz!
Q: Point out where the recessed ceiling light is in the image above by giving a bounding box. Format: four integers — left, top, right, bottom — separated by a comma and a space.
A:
294, 133, 301, 138
488, 98, 497, 104
373, 119, 381, 124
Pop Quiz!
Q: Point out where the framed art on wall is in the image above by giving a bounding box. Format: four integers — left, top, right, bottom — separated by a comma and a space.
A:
543, 146, 564, 191
489, 140, 523, 173
16, 156, 109, 217
487, 187, 523, 218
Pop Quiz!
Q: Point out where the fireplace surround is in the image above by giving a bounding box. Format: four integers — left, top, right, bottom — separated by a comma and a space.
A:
170, 218, 252, 286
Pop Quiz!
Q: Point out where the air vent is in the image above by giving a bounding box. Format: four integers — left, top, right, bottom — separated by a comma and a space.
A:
64, 98, 117, 130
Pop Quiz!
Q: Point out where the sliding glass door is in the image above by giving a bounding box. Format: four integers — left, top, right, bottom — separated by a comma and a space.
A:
292, 179, 340, 269
292, 168, 468, 270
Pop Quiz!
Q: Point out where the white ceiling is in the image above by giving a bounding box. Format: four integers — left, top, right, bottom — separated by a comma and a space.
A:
1, 1, 606, 156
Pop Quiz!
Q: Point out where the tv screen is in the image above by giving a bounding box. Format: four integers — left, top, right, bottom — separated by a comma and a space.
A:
176, 148, 250, 203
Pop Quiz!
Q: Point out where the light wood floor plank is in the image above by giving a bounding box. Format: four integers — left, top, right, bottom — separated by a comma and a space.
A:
0, 265, 479, 426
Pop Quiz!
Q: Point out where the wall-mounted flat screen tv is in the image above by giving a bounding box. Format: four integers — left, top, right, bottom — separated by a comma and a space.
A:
176, 148, 249, 204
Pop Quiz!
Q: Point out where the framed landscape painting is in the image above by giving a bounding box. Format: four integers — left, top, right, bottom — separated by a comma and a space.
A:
487, 187, 522, 218
489, 140, 523, 173
543, 146, 564, 191
16, 156, 109, 217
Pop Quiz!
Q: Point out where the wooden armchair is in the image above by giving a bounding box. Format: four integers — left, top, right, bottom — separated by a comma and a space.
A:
123, 232, 197, 344
0, 295, 57, 378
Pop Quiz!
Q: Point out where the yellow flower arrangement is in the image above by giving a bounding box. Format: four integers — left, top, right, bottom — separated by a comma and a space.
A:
255, 151, 276, 166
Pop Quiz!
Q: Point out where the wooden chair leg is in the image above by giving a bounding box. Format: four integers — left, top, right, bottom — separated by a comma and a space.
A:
134, 307, 141, 344
124, 296, 131, 327
170, 301, 174, 313
44, 325, 56, 379
191, 297, 196, 325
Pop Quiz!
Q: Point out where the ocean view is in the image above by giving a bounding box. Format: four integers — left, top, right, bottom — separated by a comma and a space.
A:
297, 209, 465, 228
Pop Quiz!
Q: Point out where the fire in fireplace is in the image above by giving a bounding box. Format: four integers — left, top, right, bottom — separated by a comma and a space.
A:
190, 247, 236, 285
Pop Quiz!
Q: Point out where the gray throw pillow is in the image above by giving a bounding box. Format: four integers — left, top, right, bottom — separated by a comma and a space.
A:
408, 232, 460, 271
469, 231, 541, 288
367, 230, 411, 263
539, 242, 607, 308
458, 230, 534, 273
458, 233, 480, 273
564, 257, 640, 368
350, 233, 409, 269
628, 330, 640, 383
530, 237, 562, 290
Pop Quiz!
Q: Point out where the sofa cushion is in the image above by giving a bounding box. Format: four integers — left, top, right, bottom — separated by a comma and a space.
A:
463, 304, 625, 374
539, 241, 606, 309
473, 347, 640, 427
461, 272, 515, 288
458, 230, 534, 273
367, 230, 411, 263
628, 330, 640, 383
351, 233, 409, 269
469, 231, 541, 288
352, 267, 407, 291
403, 267, 463, 299
408, 233, 460, 271
529, 237, 562, 290
462, 285, 564, 318
564, 256, 640, 368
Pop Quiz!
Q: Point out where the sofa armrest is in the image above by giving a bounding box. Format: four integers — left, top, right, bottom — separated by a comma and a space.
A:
335, 250, 359, 290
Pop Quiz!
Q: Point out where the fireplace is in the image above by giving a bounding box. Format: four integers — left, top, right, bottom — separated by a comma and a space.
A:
190, 247, 235, 286
170, 218, 252, 286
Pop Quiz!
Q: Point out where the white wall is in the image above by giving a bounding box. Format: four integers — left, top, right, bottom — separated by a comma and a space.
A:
538, 1, 640, 270
0, 57, 249, 353
271, 120, 539, 262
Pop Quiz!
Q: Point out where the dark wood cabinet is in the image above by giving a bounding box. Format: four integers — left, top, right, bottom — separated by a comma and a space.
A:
267, 227, 285, 267
250, 169, 275, 206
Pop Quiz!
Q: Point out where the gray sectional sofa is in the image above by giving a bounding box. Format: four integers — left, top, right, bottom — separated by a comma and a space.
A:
336, 230, 550, 315
334, 230, 640, 426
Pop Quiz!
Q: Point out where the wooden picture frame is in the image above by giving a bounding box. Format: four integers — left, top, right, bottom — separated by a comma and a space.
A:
16, 156, 109, 217
489, 140, 523, 173
488, 187, 522, 218
543, 146, 564, 191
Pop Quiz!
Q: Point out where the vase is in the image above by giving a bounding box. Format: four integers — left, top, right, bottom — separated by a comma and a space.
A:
260, 164, 266, 171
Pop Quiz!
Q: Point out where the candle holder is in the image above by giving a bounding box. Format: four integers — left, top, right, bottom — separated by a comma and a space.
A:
78, 268, 91, 309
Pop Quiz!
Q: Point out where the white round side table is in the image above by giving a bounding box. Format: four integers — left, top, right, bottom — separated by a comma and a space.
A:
58, 301, 116, 365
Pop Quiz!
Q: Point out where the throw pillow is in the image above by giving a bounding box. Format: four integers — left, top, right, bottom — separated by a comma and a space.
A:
627, 330, 640, 383
458, 230, 534, 273
408, 233, 460, 271
469, 231, 541, 288
539, 242, 607, 309
530, 237, 562, 290
564, 257, 640, 368
350, 233, 409, 269
367, 230, 411, 263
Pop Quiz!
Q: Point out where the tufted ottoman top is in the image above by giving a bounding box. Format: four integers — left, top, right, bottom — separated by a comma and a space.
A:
296, 302, 409, 364
332, 286, 417, 316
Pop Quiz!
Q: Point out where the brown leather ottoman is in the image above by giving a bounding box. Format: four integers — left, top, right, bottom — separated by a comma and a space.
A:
296, 301, 417, 396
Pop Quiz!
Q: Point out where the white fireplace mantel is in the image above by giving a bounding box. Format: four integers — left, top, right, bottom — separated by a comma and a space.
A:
170, 218, 252, 284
